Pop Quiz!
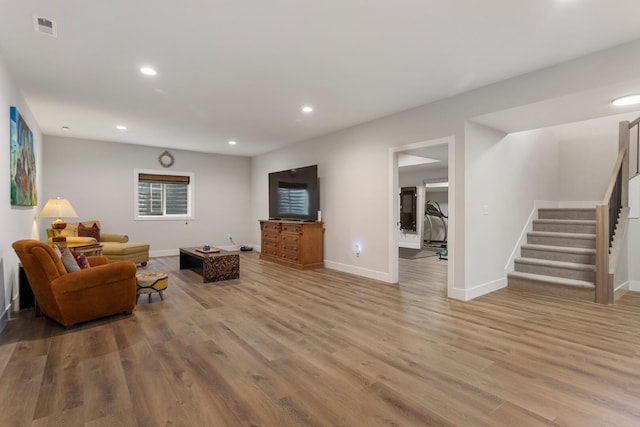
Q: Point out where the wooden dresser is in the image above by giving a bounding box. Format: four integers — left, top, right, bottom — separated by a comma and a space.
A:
259, 220, 324, 270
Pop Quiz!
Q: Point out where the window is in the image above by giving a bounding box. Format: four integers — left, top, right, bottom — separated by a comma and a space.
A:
135, 170, 194, 220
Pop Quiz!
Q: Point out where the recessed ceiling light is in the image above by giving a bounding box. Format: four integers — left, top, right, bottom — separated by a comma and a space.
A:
61, 126, 69, 131
116, 125, 127, 130
228, 140, 237, 145
612, 94, 640, 106
140, 66, 157, 76
302, 106, 313, 113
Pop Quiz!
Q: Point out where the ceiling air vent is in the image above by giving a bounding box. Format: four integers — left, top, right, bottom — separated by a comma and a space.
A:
33, 16, 57, 37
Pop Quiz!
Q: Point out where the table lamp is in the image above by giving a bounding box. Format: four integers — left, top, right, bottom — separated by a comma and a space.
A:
40, 197, 78, 238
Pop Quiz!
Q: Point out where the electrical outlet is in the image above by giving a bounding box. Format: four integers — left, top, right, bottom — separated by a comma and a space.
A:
228, 234, 233, 240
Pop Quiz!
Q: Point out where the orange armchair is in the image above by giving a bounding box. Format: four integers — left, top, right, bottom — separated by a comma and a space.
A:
12, 240, 137, 328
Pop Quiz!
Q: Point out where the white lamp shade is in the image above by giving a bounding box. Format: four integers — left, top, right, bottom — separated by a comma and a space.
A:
39, 197, 78, 219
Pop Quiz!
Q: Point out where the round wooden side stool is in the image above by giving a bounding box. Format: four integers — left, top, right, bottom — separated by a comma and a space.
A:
136, 272, 168, 303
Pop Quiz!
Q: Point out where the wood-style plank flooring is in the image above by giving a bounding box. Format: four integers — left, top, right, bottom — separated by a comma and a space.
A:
2, 253, 640, 426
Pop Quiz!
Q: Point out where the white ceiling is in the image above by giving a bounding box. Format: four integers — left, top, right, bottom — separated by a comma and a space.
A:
2, 1, 640, 157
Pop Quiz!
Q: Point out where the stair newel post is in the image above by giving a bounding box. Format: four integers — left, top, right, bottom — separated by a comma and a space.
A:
619, 120, 630, 206
595, 204, 612, 304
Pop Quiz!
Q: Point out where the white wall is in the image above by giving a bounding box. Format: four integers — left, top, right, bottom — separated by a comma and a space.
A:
43, 136, 252, 254
629, 219, 640, 290
464, 122, 560, 295
555, 114, 629, 201
0, 54, 43, 331
252, 128, 397, 281
251, 39, 640, 298
399, 166, 448, 188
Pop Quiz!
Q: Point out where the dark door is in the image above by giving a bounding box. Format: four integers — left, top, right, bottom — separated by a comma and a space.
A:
400, 186, 417, 231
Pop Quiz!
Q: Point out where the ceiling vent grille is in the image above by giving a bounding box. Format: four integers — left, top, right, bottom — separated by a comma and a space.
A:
33, 16, 57, 37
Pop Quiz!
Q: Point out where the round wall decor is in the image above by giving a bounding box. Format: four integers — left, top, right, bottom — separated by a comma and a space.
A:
158, 150, 175, 168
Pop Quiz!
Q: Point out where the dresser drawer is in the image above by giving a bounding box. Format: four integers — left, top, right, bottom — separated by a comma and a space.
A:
262, 231, 279, 243
281, 241, 299, 253
260, 220, 323, 270
281, 224, 302, 235
262, 222, 281, 233
281, 233, 300, 245
281, 250, 300, 262
261, 241, 279, 257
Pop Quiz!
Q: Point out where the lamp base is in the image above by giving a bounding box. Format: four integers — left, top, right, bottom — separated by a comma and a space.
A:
51, 219, 67, 230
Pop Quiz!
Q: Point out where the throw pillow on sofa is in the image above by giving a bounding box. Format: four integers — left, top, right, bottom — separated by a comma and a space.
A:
73, 251, 91, 270
60, 249, 81, 273
78, 222, 101, 241
60, 249, 91, 272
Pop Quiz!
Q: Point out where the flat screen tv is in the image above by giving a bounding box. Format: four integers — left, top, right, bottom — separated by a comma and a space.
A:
269, 165, 319, 221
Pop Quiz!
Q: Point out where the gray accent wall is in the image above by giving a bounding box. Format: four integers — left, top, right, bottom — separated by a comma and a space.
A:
43, 136, 252, 255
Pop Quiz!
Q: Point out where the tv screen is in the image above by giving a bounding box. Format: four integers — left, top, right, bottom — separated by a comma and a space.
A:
269, 165, 319, 221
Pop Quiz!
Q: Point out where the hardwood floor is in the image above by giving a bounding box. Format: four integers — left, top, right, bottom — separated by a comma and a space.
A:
2, 253, 640, 426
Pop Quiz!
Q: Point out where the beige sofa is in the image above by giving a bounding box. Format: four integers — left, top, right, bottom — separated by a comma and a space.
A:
47, 220, 150, 266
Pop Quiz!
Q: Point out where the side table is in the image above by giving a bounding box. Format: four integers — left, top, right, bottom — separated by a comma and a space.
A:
68, 244, 104, 257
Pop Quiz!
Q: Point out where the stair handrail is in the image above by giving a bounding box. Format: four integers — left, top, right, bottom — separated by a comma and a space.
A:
630, 117, 640, 177
594, 118, 637, 303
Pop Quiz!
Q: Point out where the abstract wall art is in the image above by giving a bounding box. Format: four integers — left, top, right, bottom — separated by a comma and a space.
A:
10, 106, 37, 206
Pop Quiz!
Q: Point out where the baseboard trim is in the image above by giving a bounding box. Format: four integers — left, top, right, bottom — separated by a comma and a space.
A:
614, 280, 631, 300
454, 278, 507, 301
150, 249, 178, 258
150, 245, 253, 259
628, 281, 640, 291
152, 250, 392, 283
323, 260, 393, 283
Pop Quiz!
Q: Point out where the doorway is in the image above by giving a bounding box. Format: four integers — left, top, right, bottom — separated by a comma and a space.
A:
389, 137, 454, 295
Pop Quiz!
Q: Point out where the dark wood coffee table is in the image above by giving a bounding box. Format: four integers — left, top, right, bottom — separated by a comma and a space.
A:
179, 247, 239, 282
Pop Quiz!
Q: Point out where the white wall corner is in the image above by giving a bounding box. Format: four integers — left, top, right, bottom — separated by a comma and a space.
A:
448, 278, 506, 301
630, 174, 640, 218
628, 281, 640, 292
447, 286, 467, 301
614, 280, 630, 292
464, 278, 507, 301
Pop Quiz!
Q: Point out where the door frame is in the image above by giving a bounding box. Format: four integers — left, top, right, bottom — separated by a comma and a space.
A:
388, 136, 455, 297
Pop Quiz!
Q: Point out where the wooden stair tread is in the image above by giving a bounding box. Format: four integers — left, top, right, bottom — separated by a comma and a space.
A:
533, 219, 596, 225
538, 208, 595, 212
507, 271, 594, 288
515, 257, 594, 270
521, 244, 596, 254
528, 231, 595, 239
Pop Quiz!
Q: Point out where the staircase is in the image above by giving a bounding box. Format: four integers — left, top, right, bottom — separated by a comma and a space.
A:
507, 208, 597, 301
